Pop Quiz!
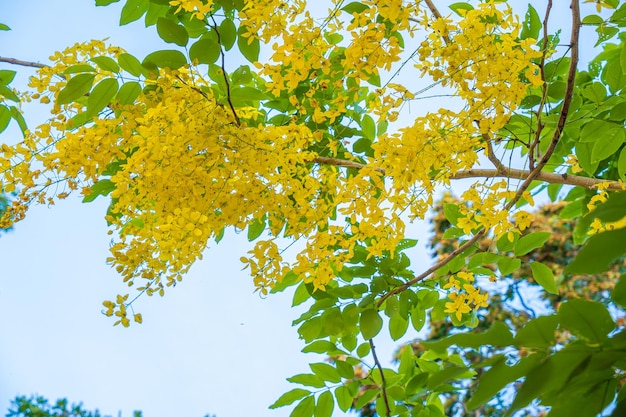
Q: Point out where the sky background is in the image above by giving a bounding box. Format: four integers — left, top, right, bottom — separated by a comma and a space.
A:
0, 1, 604, 417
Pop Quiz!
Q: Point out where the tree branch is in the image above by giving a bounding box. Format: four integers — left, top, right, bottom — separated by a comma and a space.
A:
451, 168, 624, 191
379, 230, 486, 305
369, 339, 391, 417
423, 0, 443, 19
313, 157, 624, 191
0, 56, 47, 68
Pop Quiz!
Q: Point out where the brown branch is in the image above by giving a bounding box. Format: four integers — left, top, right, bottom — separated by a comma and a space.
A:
312, 157, 624, 191
485, 136, 505, 171
423, 0, 443, 19
369, 339, 391, 417
0, 56, 47, 68
451, 168, 624, 191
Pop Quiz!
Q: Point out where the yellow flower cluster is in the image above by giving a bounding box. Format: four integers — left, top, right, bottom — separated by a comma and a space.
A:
443, 272, 489, 321
169, 0, 214, 20
0, 1, 549, 324
415, 2, 542, 133
588, 182, 626, 234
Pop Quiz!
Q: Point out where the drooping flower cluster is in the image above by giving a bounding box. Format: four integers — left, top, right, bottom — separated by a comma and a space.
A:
0, 0, 547, 324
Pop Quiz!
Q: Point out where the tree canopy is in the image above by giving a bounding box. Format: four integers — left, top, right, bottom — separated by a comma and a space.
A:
2, 0, 626, 416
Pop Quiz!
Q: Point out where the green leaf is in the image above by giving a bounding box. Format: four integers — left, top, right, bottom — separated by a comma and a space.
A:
219, 18, 237, 50
118, 53, 144, 76
584, 81, 607, 103
603, 59, 625, 94
361, 114, 376, 140
287, 374, 326, 389
57, 73, 96, 105
468, 354, 543, 411
588, 191, 626, 222
292, 281, 311, 307
591, 129, 624, 163
270, 389, 311, 409
449, 2, 473, 16
237, 26, 260, 63
352, 138, 372, 155
514, 232, 551, 256
427, 365, 470, 390
497, 257, 521, 276
82, 180, 116, 203
406, 373, 429, 395
342, 2, 369, 15
143, 50, 187, 69
247, 216, 265, 241
0, 69, 16, 86
302, 340, 336, 354
116, 81, 142, 105
359, 309, 383, 340
189, 38, 220, 65
611, 274, 626, 309
619, 148, 626, 181
335, 386, 353, 412
514, 315, 559, 349
520, 4, 541, 40
0, 85, 18, 102
335, 360, 354, 379
298, 317, 322, 343
157, 17, 189, 46
0, 23, 10, 30
410, 304, 426, 331
566, 228, 626, 274
529, 262, 558, 294
290, 395, 315, 417
321, 307, 343, 336
90, 56, 120, 73
443, 203, 462, 226
389, 314, 408, 341
63, 65, 97, 74
558, 298, 616, 343
9, 105, 27, 134
230, 86, 267, 102
96, 0, 120, 5
356, 341, 371, 358
87, 78, 119, 116
120, 0, 149, 25
314, 391, 334, 417
310, 363, 341, 383
423, 321, 514, 352
0, 105, 10, 134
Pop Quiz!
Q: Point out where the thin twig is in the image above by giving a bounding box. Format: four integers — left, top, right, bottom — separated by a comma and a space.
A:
485, 136, 505, 171
0, 56, 47, 68
369, 339, 391, 417
210, 16, 240, 126
379, 230, 486, 305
